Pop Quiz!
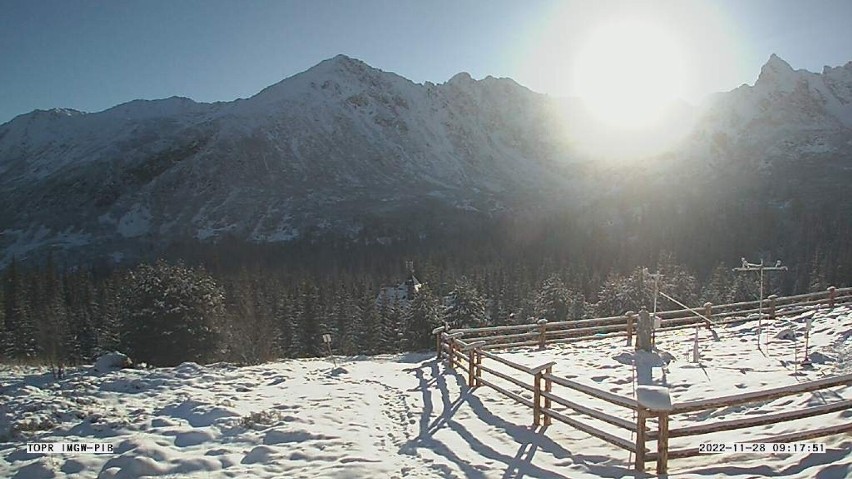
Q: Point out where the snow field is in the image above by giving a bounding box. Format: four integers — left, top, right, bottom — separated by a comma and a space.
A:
1, 357, 431, 478
0, 304, 849, 478
472, 304, 852, 477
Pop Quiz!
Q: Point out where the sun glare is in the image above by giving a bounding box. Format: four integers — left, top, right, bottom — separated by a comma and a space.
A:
573, 19, 688, 129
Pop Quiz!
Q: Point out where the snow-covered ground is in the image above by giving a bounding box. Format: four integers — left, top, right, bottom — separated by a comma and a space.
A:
1, 305, 850, 478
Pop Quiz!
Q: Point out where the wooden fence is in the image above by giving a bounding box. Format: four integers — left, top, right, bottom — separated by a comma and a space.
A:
642, 374, 852, 470
447, 286, 852, 350
434, 286, 852, 475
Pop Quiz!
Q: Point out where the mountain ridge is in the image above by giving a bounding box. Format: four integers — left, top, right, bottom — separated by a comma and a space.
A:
1, 54, 850, 268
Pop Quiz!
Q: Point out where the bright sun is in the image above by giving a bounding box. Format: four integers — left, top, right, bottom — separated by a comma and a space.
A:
573, 19, 687, 129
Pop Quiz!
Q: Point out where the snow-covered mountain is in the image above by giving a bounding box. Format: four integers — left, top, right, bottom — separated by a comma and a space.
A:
0, 55, 583, 264
1, 54, 850, 266
683, 54, 852, 174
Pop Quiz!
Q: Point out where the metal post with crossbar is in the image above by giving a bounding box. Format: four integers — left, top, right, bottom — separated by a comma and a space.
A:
733, 258, 787, 350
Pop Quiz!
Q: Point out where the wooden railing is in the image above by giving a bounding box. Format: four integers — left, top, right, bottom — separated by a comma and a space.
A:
439, 332, 643, 454
434, 288, 852, 475
448, 286, 852, 351
638, 373, 852, 473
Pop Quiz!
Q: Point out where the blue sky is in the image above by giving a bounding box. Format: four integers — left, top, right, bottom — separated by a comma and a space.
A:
2, 0, 852, 124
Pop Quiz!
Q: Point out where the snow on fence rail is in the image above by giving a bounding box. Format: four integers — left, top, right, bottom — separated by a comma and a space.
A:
640, 373, 852, 472
439, 333, 647, 466
448, 286, 852, 350
434, 287, 852, 475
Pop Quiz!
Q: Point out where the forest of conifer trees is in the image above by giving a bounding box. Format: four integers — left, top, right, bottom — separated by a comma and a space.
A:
0, 237, 842, 368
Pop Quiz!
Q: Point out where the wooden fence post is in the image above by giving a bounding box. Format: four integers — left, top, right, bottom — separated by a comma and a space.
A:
464, 341, 485, 388
530, 362, 556, 427
635, 408, 647, 471
537, 319, 548, 350
533, 371, 542, 426
703, 302, 713, 329
636, 385, 673, 475
828, 286, 837, 308
657, 413, 670, 475
432, 326, 446, 360
625, 311, 635, 346
768, 295, 777, 320
445, 332, 464, 368
468, 349, 475, 387
544, 365, 552, 426
474, 349, 482, 387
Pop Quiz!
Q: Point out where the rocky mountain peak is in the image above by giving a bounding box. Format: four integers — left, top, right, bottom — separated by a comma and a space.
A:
3, 108, 85, 128
313, 53, 371, 74
447, 72, 474, 85
1, 54, 851, 267
756, 53, 798, 91
247, 54, 402, 107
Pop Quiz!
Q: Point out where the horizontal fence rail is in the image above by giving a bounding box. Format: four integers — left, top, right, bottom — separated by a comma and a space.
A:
445, 286, 851, 351
438, 331, 646, 464
642, 373, 852, 469
433, 286, 852, 476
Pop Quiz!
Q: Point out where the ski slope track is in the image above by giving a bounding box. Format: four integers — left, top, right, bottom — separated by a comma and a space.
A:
1, 305, 850, 478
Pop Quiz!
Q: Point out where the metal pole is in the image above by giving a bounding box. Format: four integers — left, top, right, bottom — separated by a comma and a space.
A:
692, 325, 700, 363
326, 342, 337, 368
803, 314, 812, 366
658, 291, 715, 326
794, 327, 798, 375
759, 264, 764, 334
652, 273, 659, 316
652, 272, 660, 348
733, 258, 787, 352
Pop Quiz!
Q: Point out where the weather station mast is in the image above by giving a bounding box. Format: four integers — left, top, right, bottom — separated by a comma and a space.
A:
733, 258, 787, 351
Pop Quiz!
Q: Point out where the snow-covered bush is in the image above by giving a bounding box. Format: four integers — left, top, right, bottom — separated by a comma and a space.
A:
120, 260, 225, 366
94, 351, 132, 372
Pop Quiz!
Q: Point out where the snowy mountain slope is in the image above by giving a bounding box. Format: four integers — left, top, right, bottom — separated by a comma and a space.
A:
587, 54, 852, 238
0, 55, 583, 265
1, 54, 851, 266
682, 54, 852, 173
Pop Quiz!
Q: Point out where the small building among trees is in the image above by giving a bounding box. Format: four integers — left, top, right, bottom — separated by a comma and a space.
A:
376, 273, 422, 306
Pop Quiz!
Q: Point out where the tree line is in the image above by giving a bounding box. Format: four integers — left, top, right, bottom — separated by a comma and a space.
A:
0, 245, 835, 368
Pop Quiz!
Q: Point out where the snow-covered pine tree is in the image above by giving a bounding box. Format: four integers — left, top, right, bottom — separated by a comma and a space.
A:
403, 284, 441, 350
730, 273, 759, 302
701, 262, 734, 305
223, 268, 280, 365
0, 286, 5, 362
330, 285, 357, 356
535, 274, 572, 322
595, 257, 699, 317
656, 252, 700, 307
808, 250, 828, 292
443, 276, 486, 329
378, 296, 403, 353
120, 260, 225, 366
356, 286, 382, 355
2, 259, 38, 360
294, 279, 322, 357
275, 289, 298, 358
94, 274, 121, 354
33, 256, 69, 375
594, 270, 642, 317
62, 270, 97, 364
487, 269, 514, 325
